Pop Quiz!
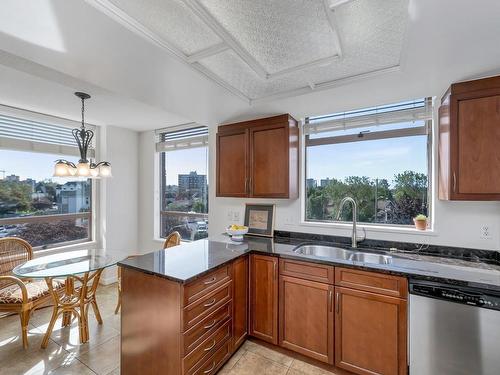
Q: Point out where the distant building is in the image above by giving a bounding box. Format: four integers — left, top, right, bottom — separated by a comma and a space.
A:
306, 178, 317, 189
320, 178, 334, 187
5, 174, 19, 182
56, 181, 91, 213
22, 178, 36, 192
178, 171, 207, 197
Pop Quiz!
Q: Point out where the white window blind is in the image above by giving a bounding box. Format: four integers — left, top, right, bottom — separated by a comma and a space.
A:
0, 105, 95, 157
304, 98, 433, 136
155, 124, 209, 152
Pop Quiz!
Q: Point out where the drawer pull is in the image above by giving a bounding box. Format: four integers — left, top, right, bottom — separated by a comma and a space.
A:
204, 339, 216, 352
204, 319, 217, 330
203, 361, 216, 374
204, 298, 217, 307
336, 292, 340, 314
203, 277, 217, 285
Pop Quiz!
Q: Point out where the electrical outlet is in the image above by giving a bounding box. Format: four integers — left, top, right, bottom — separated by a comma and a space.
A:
284, 216, 295, 225
227, 210, 233, 221
480, 225, 492, 240
233, 211, 241, 222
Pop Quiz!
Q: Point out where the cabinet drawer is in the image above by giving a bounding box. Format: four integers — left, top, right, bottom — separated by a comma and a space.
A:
335, 267, 407, 299
280, 258, 334, 284
183, 281, 232, 331
183, 301, 232, 355
183, 319, 232, 374
184, 265, 232, 306
188, 339, 232, 375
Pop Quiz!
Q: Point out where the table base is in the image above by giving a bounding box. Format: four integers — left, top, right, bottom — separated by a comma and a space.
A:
41, 269, 103, 349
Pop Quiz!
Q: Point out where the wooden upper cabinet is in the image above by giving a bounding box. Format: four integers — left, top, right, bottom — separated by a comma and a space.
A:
216, 129, 248, 197
249, 254, 278, 345
216, 114, 298, 199
439, 75, 500, 200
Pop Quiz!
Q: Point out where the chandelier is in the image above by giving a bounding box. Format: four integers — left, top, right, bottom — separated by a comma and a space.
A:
54, 92, 112, 178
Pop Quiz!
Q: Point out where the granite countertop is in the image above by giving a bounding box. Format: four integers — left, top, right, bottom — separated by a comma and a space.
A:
118, 234, 500, 291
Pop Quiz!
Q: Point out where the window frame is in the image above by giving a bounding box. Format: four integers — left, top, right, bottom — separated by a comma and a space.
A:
0, 105, 98, 251
156, 124, 209, 242
301, 104, 434, 232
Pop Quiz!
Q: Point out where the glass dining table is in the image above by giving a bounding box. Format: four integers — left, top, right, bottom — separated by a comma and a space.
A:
12, 249, 122, 349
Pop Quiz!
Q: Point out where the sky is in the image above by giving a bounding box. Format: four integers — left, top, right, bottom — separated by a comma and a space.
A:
306, 135, 428, 186
0, 149, 83, 183
164, 146, 208, 185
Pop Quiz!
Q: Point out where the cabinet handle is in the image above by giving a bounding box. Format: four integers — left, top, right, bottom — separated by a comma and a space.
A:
204, 277, 217, 285
273, 261, 277, 280
204, 319, 217, 329
336, 292, 340, 314
204, 298, 217, 307
204, 339, 216, 352
329, 290, 333, 312
203, 361, 216, 374
453, 172, 457, 193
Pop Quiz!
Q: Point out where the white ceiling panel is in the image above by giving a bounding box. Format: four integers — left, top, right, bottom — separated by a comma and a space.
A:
108, 0, 222, 55
199, 50, 306, 100
197, 0, 340, 74
92, 0, 409, 102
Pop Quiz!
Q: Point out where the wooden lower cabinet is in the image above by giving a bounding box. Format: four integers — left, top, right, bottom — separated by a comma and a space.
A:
249, 254, 279, 344
232, 255, 248, 349
334, 287, 407, 375
279, 275, 334, 364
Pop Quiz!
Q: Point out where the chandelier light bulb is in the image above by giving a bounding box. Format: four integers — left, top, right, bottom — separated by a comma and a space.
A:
76, 162, 90, 177
99, 163, 112, 177
90, 167, 100, 178
53, 161, 69, 177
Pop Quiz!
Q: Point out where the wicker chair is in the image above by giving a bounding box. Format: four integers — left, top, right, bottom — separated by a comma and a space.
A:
0, 237, 64, 348
114, 231, 182, 314
162, 231, 181, 249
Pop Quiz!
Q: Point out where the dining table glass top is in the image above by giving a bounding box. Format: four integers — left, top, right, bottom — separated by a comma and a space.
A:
12, 249, 123, 278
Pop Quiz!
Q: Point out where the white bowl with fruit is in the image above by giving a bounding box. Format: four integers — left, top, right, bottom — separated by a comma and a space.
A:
226, 224, 248, 242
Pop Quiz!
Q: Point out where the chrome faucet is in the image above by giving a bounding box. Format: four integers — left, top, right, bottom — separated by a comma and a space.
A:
336, 197, 366, 248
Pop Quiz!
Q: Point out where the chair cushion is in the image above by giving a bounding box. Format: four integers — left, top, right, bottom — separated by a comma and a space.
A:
0, 279, 65, 304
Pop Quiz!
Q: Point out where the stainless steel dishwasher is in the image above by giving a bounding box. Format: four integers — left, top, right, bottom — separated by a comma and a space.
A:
409, 279, 500, 375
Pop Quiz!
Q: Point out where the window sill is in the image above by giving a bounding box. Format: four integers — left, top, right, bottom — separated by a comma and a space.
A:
299, 220, 438, 237
33, 241, 97, 258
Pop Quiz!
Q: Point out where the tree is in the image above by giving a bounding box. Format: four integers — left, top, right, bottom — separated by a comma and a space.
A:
392, 171, 428, 224
0, 180, 32, 215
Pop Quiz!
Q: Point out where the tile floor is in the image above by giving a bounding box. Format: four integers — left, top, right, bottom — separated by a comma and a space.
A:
0, 283, 336, 375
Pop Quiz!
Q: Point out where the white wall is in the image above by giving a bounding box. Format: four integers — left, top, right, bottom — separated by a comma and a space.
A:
99, 125, 140, 283
138, 131, 162, 253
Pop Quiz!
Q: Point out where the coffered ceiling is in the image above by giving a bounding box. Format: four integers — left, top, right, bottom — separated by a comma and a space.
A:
89, 0, 409, 103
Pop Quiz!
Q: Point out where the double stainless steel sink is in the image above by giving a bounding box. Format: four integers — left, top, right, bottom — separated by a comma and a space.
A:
293, 244, 393, 264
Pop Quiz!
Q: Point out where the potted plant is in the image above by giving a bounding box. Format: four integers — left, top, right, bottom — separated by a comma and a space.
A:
413, 214, 428, 230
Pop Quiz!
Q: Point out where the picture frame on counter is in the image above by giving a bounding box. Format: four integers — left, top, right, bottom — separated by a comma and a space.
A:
244, 203, 275, 237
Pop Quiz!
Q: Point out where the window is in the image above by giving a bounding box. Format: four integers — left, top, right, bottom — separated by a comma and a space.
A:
0, 111, 94, 249
304, 99, 432, 227
157, 125, 209, 241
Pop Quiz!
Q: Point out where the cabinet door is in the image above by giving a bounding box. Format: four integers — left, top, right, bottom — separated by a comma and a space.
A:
249, 254, 278, 344
216, 130, 248, 197
335, 287, 407, 375
249, 124, 289, 198
232, 256, 248, 349
279, 276, 334, 364
456, 94, 500, 196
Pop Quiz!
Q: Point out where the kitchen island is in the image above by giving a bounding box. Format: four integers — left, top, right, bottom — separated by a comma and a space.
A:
118, 234, 500, 375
